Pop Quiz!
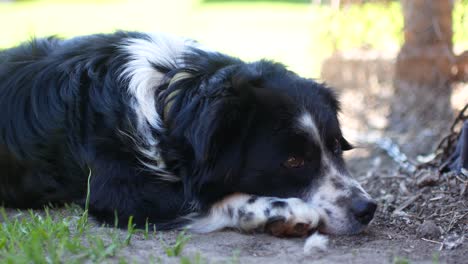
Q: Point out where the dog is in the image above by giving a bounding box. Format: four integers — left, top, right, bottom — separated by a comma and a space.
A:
0, 31, 376, 236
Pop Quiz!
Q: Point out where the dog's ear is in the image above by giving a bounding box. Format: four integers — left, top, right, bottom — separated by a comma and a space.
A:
340, 136, 353, 151
188, 70, 261, 163
183, 71, 261, 203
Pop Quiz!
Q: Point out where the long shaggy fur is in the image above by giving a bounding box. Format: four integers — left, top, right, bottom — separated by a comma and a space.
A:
0, 31, 376, 234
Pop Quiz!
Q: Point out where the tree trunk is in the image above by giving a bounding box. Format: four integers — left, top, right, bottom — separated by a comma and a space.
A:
390, 0, 457, 155
395, 0, 454, 87
454, 50, 468, 82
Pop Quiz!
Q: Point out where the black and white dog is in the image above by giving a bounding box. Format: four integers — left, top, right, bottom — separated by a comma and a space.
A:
0, 31, 376, 236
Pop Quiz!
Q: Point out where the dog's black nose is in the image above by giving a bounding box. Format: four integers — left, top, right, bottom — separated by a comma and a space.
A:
351, 198, 377, 225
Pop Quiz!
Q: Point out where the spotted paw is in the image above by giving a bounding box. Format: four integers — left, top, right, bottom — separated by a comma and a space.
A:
265, 217, 312, 237
238, 197, 321, 237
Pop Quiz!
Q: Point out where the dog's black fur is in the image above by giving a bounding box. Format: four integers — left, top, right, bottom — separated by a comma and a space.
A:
0, 32, 374, 233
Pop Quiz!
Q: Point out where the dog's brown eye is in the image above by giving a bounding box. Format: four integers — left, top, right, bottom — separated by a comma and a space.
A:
283, 156, 305, 168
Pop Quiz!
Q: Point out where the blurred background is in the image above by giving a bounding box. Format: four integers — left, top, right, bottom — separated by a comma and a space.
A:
0, 0, 467, 154
0, 0, 464, 77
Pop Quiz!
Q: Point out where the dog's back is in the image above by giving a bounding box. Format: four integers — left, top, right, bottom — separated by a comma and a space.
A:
0, 32, 176, 210
0, 36, 123, 208
0, 32, 189, 221
0, 38, 73, 207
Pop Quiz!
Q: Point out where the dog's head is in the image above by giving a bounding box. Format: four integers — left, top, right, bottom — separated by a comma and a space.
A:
165, 54, 376, 235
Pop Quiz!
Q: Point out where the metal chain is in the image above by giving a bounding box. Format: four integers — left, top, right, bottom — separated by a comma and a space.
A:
374, 137, 417, 173
371, 104, 468, 174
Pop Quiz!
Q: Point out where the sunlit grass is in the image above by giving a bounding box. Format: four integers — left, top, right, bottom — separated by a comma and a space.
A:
0, 170, 134, 263
0, 205, 204, 263
0, 206, 130, 263
0, 169, 191, 263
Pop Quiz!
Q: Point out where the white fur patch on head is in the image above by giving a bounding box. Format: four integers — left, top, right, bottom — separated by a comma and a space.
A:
298, 112, 321, 145
304, 233, 329, 254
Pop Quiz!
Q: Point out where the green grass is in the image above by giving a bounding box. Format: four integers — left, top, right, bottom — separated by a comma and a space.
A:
0, 205, 199, 263
180, 253, 206, 264
432, 252, 440, 264
0, 168, 191, 263
393, 256, 411, 264
0, 0, 466, 77
0, 168, 190, 263
0, 207, 123, 263
161, 230, 191, 257
0, 170, 135, 263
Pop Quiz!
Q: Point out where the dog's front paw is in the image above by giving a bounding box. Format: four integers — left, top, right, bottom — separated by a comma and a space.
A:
264, 198, 320, 237
239, 197, 321, 237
